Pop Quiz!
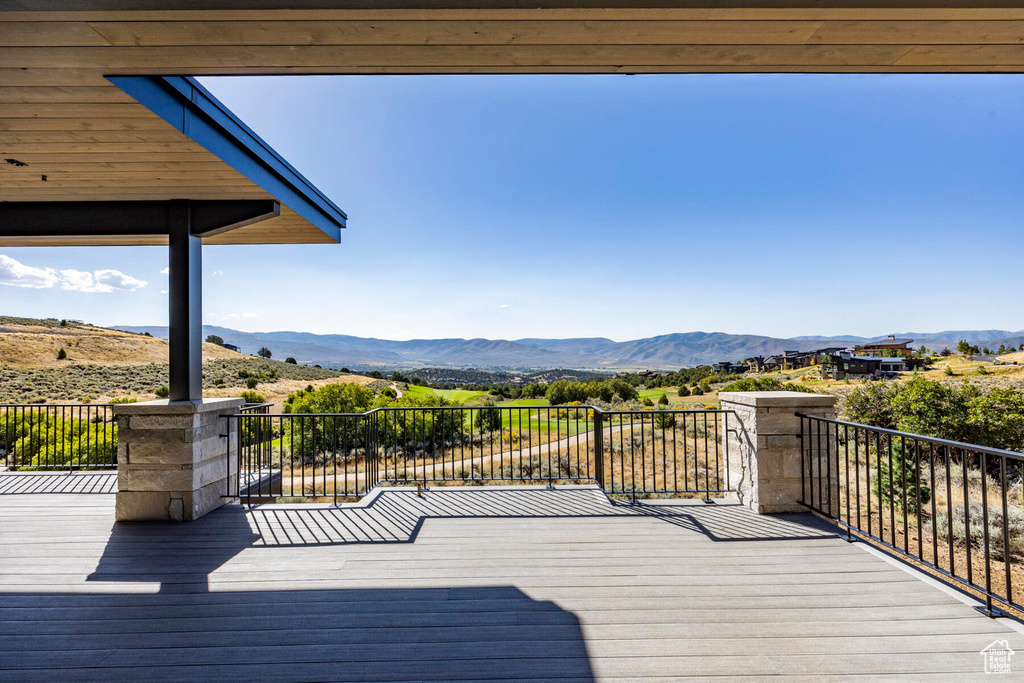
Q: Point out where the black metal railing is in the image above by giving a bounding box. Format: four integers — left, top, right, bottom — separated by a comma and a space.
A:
227, 406, 732, 505
798, 414, 1024, 617
604, 409, 731, 500
0, 404, 117, 470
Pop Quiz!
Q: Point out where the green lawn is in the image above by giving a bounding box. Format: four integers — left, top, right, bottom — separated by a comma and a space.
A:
498, 398, 550, 407
403, 384, 486, 404
638, 387, 676, 402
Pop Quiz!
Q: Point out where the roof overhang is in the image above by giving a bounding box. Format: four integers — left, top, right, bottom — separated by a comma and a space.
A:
2, 2, 1022, 251
0, 73, 346, 247
109, 76, 346, 243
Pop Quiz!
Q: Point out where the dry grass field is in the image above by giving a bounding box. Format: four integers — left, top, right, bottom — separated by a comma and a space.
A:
0, 317, 237, 368
0, 317, 347, 404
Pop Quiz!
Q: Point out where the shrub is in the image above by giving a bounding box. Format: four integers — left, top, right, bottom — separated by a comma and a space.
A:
843, 382, 896, 429
56, 348, 67, 361
240, 390, 265, 404
657, 393, 669, 406
245, 377, 259, 390
257, 347, 272, 359
285, 357, 298, 365
842, 377, 1024, 452
154, 385, 170, 398
720, 377, 818, 394
677, 385, 690, 397
935, 499, 1024, 562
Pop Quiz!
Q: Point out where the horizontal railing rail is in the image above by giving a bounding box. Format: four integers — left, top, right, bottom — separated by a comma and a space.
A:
227, 406, 733, 506
0, 403, 117, 470
798, 413, 1024, 617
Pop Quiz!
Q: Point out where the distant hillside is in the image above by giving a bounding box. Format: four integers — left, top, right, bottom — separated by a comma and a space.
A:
0, 316, 238, 368
0, 316, 352, 403
113, 324, 1024, 371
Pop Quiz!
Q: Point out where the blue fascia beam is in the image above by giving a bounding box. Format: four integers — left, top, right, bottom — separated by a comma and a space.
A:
108, 75, 346, 242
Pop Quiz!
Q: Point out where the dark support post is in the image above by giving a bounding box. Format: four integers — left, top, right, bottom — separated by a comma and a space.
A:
168, 201, 203, 402
593, 410, 605, 490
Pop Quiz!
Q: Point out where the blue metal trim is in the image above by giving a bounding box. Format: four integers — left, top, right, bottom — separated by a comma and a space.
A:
107, 75, 345, 242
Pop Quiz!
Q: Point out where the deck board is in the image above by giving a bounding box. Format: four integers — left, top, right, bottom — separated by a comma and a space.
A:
0, 484, 1020, 681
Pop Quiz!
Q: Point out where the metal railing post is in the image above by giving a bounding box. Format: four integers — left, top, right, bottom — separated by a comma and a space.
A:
593, 409, 604, 489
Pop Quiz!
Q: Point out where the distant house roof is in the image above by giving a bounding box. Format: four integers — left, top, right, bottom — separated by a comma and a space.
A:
854, 338, 914, 349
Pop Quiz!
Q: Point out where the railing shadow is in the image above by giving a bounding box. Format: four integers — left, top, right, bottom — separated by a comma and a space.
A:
0, 471, 117, 495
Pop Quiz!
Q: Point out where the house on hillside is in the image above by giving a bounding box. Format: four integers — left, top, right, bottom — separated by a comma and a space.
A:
822, 352, 923, 379
852, 335, 914, 357
712, 361, 749, 374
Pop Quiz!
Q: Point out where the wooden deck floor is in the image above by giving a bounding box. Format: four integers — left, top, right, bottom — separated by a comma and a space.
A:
0, 479, 1021, 681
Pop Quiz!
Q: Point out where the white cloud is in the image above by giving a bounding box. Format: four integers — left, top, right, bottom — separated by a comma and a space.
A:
160, 290, 168, 294
59, 269, 105, 293
160, 267, 170, 275
0, 254, 147, 293
94, 269, 147, 291
0, 255, 59, 289
211, 270, 224, 277
499, 303, 510, 308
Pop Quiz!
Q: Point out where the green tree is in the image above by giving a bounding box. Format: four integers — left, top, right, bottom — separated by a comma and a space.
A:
205, 335, 224, 346
653, 408, 676, 430
657, 393, 669, 406
474, 406, 503, 433
677, 385, 690, 397
284, 357, 298, 364
56, 347, 67, 360
287, 382, 376, 414
873, 439, 931, 514
257, 347, 272, 359
956, 340, 972, 356
842, 381, 896, 429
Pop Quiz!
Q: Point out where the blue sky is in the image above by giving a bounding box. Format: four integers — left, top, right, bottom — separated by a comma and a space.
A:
2, 74, 1022, 341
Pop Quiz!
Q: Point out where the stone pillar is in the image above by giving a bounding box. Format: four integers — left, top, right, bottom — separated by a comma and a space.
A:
719, 391, 836, 514
113, 398, 243, 522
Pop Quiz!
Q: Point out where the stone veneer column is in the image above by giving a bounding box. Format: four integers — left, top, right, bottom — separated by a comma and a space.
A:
113, 398, 243, 522
719, 391, 836, 514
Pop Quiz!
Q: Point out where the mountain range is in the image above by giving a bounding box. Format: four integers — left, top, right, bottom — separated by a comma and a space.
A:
114, 325, 1024, 371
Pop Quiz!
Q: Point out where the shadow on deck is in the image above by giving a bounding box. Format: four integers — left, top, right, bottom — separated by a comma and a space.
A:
2, 486, 1021, 680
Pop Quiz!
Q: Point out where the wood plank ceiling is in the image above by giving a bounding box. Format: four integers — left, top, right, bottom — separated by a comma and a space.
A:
1, 4, 1022, 244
